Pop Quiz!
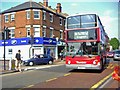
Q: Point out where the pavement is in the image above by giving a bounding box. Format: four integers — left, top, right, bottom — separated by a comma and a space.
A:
0, 59, 65, 75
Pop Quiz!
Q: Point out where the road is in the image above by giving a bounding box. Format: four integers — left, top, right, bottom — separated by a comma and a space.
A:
2, 64, 71, 88
2, 58, 119, 89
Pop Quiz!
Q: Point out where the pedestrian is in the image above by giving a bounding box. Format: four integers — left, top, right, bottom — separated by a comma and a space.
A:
60, 50, 64, 61
15, 50, 22, 72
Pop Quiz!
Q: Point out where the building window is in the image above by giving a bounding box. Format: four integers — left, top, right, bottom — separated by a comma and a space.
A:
60, 30, 63, 39
42, 26, 46, 37
10, 29, 15, 38
34, 27, 40, 37
34, 11, 40, 19
27, 27, 30, 37
11, 14, 15, 21
60, 17, 62, 26
27, 11, 30, 19
50, 27, 53, 38
43, 11, 46, 20
8, 49, 12, 55
5, 15, 9, 22
50, 13, 53, 22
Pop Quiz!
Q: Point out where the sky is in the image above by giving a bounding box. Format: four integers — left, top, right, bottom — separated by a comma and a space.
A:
0, 0, 119, 40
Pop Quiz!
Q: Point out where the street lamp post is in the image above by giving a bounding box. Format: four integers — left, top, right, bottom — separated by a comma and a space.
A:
3, 27, 11, 70
29, 34, 34, 58
3, 29, 6, 70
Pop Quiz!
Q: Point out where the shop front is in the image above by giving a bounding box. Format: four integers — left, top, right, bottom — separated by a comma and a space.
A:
0, 37, 57, 60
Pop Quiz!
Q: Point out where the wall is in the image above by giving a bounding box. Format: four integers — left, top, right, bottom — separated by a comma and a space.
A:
0, 45, 31, 60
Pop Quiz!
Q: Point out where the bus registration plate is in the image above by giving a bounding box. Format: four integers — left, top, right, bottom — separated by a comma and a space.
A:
78, 67, 85, 69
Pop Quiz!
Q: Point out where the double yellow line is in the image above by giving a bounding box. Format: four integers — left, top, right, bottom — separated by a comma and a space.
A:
90, 72, 114, 89
106, 63, 117, 69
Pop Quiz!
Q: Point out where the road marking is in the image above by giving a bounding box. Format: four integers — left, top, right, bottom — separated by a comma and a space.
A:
107, 64, 113, 69
104, 64, 108, 68
27, 84, 34, 88
46, 78, 57, 82
110, 65, 114, 69
98, 77, 113, 89
90, 72, 114, 89
115, 64, 118, 66
1, 64, 64, 76
64, 73, 71, 76
1, 72, 21, 77
17, 89, 22, 90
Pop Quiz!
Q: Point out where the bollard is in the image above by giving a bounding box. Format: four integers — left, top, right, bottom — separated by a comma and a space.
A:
112, 66, 120, 82
9, 58, 12, 70
11, 59, 15, 70
9, 59, 15, 70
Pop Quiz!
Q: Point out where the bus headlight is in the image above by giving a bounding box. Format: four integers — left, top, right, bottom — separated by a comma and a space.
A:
68, 61, 71, 65
93, 60, 98, 65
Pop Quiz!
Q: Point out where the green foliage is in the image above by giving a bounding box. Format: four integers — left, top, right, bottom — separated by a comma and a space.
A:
109, 38, 119, 50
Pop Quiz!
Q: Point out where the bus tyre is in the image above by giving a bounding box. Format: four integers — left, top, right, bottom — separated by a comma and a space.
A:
100, 59, 103, 71
29, 62, 34, 66
103, 57, 107, 65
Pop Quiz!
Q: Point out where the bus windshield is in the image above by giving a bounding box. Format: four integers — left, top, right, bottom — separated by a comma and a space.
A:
67, 14, 96, 29
66, 42, 99, 56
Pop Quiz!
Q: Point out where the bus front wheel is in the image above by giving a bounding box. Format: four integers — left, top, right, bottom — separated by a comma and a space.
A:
100, 59, 104, 71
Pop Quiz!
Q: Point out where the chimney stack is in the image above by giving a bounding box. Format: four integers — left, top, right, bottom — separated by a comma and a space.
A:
56, 3, 62, 13
43, 0, 48, 7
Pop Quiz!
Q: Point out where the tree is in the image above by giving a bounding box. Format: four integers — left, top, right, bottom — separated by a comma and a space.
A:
109, 38, 119, 50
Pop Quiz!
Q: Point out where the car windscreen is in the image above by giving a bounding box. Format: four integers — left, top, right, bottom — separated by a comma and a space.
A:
43, 55, 48, 58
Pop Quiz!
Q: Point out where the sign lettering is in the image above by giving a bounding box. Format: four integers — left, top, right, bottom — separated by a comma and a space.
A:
74, 31, 88, 39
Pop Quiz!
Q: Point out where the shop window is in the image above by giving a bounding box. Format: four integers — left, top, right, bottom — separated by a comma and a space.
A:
8, 49, 12, 55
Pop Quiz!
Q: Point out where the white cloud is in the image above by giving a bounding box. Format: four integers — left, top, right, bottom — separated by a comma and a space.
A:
103, 10, 113, 16
101, 15, 118, 39
99, 10, 118, 39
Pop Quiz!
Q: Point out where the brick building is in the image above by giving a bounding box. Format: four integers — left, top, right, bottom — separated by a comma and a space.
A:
0, 0, 67, 39
0, 0, 68, 60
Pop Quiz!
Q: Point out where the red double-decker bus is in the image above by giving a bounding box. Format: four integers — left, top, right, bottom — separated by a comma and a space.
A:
65, 14, 109, 70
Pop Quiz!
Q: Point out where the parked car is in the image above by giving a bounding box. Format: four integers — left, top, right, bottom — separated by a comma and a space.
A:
113, 50, 120, 61
106, 51, 114, 58
23, 54, 54, 66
